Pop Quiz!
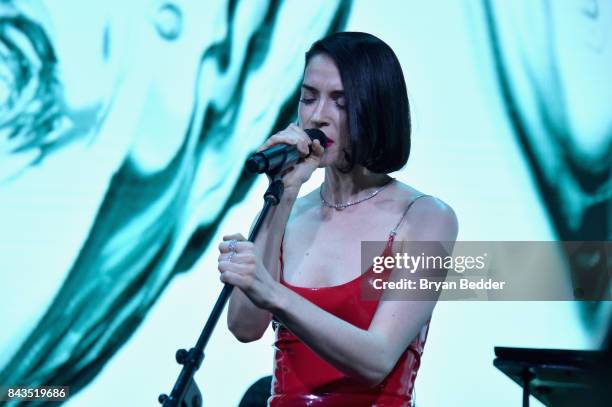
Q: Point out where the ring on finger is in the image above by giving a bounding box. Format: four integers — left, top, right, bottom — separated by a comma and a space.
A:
227, 239, 238, 262
228, 239, 238, 252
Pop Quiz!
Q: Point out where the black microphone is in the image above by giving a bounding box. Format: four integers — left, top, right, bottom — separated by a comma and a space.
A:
245, 128, 329, 174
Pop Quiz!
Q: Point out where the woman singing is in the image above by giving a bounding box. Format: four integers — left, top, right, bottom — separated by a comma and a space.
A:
218, 32, 458, 406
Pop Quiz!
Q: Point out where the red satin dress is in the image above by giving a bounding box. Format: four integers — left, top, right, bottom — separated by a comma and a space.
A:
269, 198, 431, 406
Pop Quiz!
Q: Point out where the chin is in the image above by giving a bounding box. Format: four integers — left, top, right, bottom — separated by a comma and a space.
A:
318, 159, 332, 168
319, 154, 346, 169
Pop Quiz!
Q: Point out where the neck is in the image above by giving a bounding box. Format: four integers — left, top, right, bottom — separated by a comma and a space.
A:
322, 165, 392, 205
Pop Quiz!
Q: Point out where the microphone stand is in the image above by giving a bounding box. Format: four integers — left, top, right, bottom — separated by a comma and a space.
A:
159, 178, 285, 407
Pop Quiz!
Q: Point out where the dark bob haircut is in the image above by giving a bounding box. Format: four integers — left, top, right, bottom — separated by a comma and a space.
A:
305, 32, 411, 173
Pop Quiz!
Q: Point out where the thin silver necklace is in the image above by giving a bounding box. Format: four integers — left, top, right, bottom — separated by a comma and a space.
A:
320, 178, 394, 210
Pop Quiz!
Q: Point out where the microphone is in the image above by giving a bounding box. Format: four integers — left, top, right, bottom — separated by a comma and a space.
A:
245, 128, 329, 174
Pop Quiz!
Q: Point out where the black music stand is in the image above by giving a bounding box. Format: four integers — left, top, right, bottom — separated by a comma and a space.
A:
493, 347, 603, 407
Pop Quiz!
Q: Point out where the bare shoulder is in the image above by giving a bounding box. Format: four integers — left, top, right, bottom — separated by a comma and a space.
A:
392, 181, 459, 241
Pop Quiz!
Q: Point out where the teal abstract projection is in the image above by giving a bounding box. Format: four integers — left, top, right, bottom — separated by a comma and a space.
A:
483, 0, 611, 327
0, 0, 610, 406
0, 13, 69, 178
0, 0, 351, 402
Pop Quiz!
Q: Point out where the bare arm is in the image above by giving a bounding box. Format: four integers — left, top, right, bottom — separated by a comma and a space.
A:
224, 124, 324, 342
225, 187, 299, 342
220, 197, 458, 384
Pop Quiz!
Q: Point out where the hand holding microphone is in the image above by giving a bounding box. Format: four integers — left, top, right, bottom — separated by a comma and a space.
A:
246, 125, 328, 174
246, 125, 328, 190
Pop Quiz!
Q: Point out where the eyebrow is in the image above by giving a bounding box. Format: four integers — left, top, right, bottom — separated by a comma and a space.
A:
301, 84, 345, 97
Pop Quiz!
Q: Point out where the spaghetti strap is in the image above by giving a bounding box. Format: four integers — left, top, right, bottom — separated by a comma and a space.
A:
390, 194, 431, 237
279, 232, 285, 280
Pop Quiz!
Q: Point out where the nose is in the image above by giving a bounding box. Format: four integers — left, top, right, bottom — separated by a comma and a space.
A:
310, 98, 331, 129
